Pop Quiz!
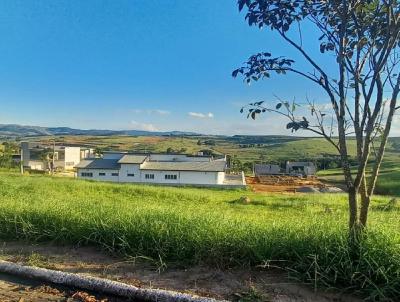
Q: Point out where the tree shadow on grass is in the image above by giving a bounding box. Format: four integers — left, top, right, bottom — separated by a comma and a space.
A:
371, 198, 399, 212
227, 199, 307, 210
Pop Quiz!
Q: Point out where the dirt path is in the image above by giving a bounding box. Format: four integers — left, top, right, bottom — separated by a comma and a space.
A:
0, 242, 362, 302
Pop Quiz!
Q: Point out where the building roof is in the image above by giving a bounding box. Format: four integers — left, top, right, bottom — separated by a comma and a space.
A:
103, 151, 213, 158
118, 154, 148, 164
140, 161, 226, 172
75, 159, 120, 170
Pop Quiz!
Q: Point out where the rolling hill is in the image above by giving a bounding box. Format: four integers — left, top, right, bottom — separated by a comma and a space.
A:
0, 124, 198, 137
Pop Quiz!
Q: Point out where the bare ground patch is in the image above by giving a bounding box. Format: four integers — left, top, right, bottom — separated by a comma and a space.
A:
0, 241, 361, 302
0, 272, 126, 302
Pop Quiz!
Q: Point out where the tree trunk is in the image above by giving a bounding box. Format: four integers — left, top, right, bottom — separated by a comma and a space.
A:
361, 76, 400, 226
348, 186, 358, 230
337, 120, 358, 231
359, 177, 370, 227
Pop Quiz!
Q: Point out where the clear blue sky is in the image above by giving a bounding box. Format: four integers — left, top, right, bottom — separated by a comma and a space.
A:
3, 0, 396, 135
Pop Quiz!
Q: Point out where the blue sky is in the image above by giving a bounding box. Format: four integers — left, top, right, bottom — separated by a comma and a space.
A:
0, 0, 398, 135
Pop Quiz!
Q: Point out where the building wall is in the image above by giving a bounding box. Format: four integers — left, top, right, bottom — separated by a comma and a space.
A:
64, 147, 81, 170
217, 172, 225, 184
28, 160, 45, 170
304, 166, 316, 176
77, 168, 120, 182
255, 164, 281, 175
139, 170, 178, 184
80, 149, 95, 159
77, 168, 223, 186
286, 162, 316, 175
119, 164, 142, 182
179, 171, 220, 185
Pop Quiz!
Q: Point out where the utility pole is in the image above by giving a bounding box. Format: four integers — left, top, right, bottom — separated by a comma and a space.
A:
20, 145, 24, 175
51, 139, 55, 175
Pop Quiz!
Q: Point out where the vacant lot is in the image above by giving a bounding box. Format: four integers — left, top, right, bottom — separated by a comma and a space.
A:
0, 171, 399, 300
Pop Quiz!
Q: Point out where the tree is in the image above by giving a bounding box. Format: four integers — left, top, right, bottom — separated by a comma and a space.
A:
38, 148, 53, 173
233, 0, 400, 233
198, 149, 216, 156
94, 147, 104, 157
0, 142, 14, 168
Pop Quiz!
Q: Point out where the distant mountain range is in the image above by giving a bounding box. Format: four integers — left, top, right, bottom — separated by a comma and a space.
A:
0, 124, 199, 137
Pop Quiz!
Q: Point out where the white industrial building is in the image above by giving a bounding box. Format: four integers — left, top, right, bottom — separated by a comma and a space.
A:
75, 152, 245, 187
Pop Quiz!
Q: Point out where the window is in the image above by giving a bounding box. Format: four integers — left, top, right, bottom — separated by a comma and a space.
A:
111, 173, 119, 176
145, 174, 154, 179
127, 173, 135, 177
81, 172, 93, 177
165, 174, 177, 180
99, 172, 106, 176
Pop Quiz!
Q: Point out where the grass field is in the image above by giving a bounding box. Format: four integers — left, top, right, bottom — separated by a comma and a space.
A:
0, 171, 399, 299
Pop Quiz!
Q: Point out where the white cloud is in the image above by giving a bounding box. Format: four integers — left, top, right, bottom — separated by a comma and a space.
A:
131, 109, 170, 115
130, 120, 159, 132
188, 112, 214, 119
150, 109, 170, 115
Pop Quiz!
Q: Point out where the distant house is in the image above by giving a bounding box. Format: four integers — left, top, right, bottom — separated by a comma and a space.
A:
254, 162, 317, 177
21, 142, 94, 171
75, 152, 246, 187
286, 161, 316, 176
254, 164, 281, 176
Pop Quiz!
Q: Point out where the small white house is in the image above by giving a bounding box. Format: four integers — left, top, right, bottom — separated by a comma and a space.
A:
75, 152, 245, 187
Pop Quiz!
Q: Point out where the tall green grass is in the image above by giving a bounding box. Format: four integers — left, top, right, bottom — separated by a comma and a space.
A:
0, 171, 399, 299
